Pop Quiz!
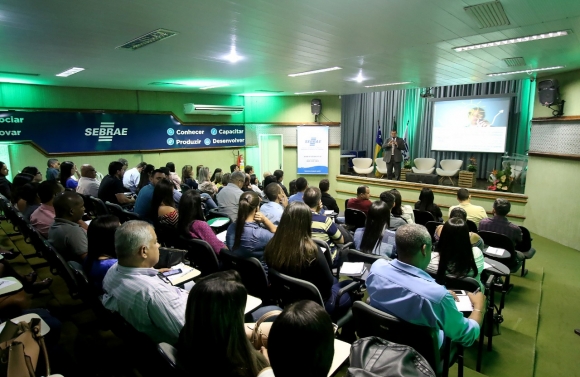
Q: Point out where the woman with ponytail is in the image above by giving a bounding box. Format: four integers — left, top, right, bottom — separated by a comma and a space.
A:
225, 191, 276, 261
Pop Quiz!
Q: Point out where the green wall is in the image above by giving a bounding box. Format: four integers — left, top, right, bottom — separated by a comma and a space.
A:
0, 83, 341, 195
525, 68, 580, 250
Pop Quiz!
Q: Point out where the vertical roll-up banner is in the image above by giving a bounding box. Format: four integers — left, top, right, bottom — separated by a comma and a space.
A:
297, 126, 329, 174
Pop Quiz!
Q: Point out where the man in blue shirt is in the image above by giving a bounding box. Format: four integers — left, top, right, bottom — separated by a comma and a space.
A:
134, 169, 166, 222
366, 224, 485, 348
260, 182, 287, 225
288, 177, 308, 203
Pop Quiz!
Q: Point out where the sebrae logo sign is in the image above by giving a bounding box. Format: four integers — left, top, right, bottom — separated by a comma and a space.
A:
85, 122, 128, 142
306, 137, 321, 147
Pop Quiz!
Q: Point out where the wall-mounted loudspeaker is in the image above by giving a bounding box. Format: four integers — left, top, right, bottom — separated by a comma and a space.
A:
538, 79, 560, 106
311, 99, 321, 115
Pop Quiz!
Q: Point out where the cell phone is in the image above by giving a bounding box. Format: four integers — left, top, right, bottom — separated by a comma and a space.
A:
162, 269, 182, 277
452, 290, 466, 295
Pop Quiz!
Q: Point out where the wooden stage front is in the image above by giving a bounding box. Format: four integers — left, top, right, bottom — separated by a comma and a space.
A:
333, 175, 527, 225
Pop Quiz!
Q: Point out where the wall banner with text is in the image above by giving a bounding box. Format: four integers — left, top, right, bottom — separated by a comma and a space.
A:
296, 126, 328, 174
0, 111, 245, 154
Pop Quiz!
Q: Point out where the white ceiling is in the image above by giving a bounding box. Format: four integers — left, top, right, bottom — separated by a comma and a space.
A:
0, 0, 579, 96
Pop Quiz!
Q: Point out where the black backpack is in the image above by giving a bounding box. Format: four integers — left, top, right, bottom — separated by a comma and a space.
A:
347, 337, 435, 377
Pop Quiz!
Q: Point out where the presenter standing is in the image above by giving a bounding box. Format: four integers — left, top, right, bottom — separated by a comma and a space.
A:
382, 130, 406, 180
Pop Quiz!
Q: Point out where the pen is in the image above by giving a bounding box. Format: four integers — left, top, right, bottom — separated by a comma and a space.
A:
473, 287, 481, 294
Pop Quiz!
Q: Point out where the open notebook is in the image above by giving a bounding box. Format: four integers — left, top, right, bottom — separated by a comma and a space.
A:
166, 263, 201, 286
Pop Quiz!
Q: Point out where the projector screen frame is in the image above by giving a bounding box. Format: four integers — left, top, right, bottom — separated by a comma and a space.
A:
429, 94, 515, 153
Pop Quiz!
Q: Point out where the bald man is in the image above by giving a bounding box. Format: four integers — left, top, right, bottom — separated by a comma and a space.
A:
48, 191, 88, 262
76, 164, 100, 197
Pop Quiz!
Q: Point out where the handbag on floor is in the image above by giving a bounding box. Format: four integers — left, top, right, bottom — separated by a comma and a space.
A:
245, 310, 281, 350
0, 318, 50, 377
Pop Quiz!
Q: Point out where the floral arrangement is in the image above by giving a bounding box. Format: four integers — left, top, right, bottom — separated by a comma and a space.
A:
488, 163, 514, 191
467, 157, 477, 172
403, 159, 412, 169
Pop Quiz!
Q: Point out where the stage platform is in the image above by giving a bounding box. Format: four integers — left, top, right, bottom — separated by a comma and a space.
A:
334, 174, 527, 225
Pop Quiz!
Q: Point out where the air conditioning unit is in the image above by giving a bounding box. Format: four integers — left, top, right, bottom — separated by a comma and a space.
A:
183, 103, 244, 115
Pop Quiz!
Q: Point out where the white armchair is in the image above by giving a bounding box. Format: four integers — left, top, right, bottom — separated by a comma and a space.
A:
436, 159, 463, 185
352, 158, 374, 176
375, 159, 389, 177
412, 158, 436, 174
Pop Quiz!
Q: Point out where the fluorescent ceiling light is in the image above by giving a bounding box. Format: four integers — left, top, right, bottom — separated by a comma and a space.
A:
200, 84, 230, 90
453, 30, 570, 52
364, 82, 412, 88
56, 67, 85, 77
238, 93, 279, 97
487, 66, 565, 77
288, 67, 341, 77
294, 90, 327, 95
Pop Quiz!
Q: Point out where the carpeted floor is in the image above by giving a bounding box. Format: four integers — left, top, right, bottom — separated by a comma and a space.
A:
1, 220, 579, 377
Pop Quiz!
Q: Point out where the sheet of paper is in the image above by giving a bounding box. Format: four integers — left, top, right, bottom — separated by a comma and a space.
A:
484, 261, 494, 269
0, 279, 17, 290
210, 219, 229, 227
340, 262, 366, 275
167, 263, 199, 285
216, 230, 227, 242
486, 247, 505, 256
454, 293, 474, 312
324, 210, 336, 216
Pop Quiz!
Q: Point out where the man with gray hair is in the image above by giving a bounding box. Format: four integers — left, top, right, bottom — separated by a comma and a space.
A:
216, 171, 245, 221
101, 221, 188, 344
366, 224, 485, 348
123, 161, 148, 193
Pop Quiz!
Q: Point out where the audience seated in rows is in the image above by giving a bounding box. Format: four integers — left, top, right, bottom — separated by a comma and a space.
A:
346, 185, 372, 215
20, 182, 40, 222
181, 164, 198, 190
379, 191, 407, 230
367, 224, 485, 348
178, 190, 226, 255
265, 202, 354, 315
273, 170, 289, 197
288, 177, 308, 203
389, 188, 415, 224
134, 169, 166, 222
31, 180, 64, 237
449, 188, 487, 226
98, 161, 135, 206
123, 161, 148, 193
217, 171, 246, 221
435, 207, 484, 250
260, 183, 287, 226
176, 270, 270, 377
48, 191, 88, 262
59, 161, 78, 190
429, 218, 484, 290
226, 191, 276, 261
415, 187, 443, 222
102, 221, 188, 344
304, 187, 343, 264
84, 215, 120, 291
319, 179, 339, 214
152, 179, 179, 227
76, 164, 100, 197
46, 158, 60, 181
354, 201, 397, 258
136, 164, 155, 194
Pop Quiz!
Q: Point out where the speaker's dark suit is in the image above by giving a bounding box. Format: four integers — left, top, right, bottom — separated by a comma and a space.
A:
382, 137, 406, 180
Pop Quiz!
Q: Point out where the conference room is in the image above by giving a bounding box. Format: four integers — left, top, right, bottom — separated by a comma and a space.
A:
0, 1, 579, 376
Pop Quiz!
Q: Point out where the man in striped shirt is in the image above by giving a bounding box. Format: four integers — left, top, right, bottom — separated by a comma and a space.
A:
304, 187, 343, 264
102, 221, 188, 345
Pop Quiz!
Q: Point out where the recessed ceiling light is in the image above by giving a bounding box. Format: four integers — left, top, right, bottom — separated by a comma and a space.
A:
453, 30, 571, 52
200, 84, 230, 90
487, 66, 565, 77
364, 82, 412, 88
294, 90, 327, 95
288, 67, 341, 77
56, 67, 85, 77
356, 71, 364, 83
223, 46, 242, 63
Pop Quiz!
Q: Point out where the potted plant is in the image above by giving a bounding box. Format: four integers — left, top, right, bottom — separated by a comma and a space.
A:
459, 157, 477, 187
467, 157, 477, 172
487, 163, 514, 192
400, 159, 412, 181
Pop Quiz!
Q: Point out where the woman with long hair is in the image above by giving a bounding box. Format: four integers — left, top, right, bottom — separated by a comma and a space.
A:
84, 215, 120, 291
136, 164, 154, 194
249, 174, 262, 195
11, 173, 34, 210
431, 217, 484, 289
354, 201, 397, 258
415, 187, 443, 222
241, 174, 253, 192
215, 171, 224, 189
21, 166, 43, 183
151, 178, 178, 227
225, 191, 276, 260
389, 188, 415, 224
177, 270, 270, 377
210, 168, 222, 183
264, 201, 354, 315
166, 162, 182, 188
378, 191, 407, 231
178, 190, 226, 254
182, 165, 198, 189
198, 166, 217, 194
59, 161, 78, 189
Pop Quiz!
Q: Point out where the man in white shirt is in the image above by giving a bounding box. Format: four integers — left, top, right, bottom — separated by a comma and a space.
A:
76, 164, 100, 197
448, 188, 488, 226
123, 161, 148, 193
101, 221, 188, 344
216, 171, 245, 221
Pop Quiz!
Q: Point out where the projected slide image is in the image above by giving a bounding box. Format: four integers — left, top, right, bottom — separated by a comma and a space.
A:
432, 97, 511, 153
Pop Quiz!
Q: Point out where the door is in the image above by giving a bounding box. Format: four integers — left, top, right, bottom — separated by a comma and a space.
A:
259, 134, 283, 178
